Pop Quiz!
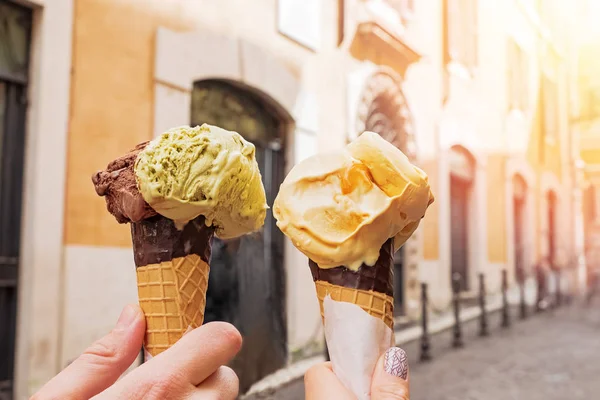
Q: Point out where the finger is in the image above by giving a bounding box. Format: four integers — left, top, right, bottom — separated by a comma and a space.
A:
141, 321, 242, 386
371, 347, 410, 400
35, 304, 145, 400
192, 366, 239, 400
305, 362, 355, 400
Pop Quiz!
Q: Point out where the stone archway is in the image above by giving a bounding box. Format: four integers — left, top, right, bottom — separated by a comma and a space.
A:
356, 67, 418, 317
190, 79, 287, 393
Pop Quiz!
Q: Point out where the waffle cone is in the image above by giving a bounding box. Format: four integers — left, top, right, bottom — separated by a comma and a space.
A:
136, 254, 210, 356
314, 280, 394, 329
309, 239, 394, 329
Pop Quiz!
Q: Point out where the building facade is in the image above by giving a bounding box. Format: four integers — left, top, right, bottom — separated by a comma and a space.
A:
577, 32, 600, 277
1, 0, 584, 398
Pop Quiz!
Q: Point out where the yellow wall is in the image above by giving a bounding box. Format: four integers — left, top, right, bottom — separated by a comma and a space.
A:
421, 158, 439, 260
581, 148, 600, 164
65, 0, 196, 247
545, 141, 563, 182
487, 154, 506, 263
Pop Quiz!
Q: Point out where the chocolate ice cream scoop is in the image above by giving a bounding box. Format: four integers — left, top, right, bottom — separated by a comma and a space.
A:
92, 141, 157, 223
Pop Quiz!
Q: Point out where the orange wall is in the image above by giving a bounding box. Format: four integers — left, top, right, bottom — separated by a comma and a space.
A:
487, 154, 506, 263
421, 158, 439, 260
65, 0, 196, 246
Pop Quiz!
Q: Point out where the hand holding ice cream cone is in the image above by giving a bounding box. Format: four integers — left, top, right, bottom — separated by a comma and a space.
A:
92, 124, 267, 357
274, 131, 433, 399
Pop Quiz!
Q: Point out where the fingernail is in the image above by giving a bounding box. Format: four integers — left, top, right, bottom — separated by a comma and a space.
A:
116, 304, 139, 330
384, 347, 408, 379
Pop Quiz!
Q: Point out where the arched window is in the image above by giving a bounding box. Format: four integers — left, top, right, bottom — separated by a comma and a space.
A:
359, 70, 416, 316
191, 79, 287, 392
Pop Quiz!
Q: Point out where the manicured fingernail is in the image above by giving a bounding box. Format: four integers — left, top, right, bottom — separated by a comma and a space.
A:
116, 304, 139, 330
384, 347, 408, 379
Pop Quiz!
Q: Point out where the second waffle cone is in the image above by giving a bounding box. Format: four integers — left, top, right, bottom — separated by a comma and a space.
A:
136, 254, 210, 356
314, 280, 394, 329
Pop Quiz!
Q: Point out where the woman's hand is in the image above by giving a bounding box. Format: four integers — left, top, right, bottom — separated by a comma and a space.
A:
32, 304, 242, 400
305, 347, 410, 400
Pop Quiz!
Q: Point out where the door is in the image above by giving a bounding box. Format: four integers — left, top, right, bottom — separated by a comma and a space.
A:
393, 248, 405, 316
191, 80, 287, 393
547, 191, 556, 268
513, 196, 525, 281
0, 2, 32, 399
450, 176, 469, 290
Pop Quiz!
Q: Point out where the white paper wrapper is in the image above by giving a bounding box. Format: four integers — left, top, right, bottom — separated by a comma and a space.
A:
324, 295, 394, 400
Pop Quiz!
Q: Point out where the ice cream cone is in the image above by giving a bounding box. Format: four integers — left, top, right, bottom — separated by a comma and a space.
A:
313, 280, 394, 329
136, 255, 209, 356
309, 239, 395, 330
131, 214, 214, 356
93, 125, 268, 358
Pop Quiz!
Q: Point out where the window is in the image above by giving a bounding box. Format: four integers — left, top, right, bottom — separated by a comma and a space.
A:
541, 75, 558, 140
444, 0, 478, 68
579, 77, 600, 121
507, 39, 529, 110
584, 184, 600, 223
0, 2, 32, 398
385, 0, 414, 17
277, 0, 321, 50
337, 0, 344, 46
0, 1, 32, 83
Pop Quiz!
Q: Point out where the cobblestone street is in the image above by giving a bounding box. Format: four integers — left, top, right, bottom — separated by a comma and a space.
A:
247, 302, 600, 399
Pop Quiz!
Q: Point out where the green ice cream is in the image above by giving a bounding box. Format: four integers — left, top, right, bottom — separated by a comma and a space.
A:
134, 124, 267, 239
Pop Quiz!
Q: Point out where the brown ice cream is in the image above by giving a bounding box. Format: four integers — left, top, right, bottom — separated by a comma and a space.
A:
92, 142, 157, 223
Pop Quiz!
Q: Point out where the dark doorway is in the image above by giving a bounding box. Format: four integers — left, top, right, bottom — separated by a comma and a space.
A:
191, 80, 287, 392
393, 248, 405, 316
513, 175, 527, 282
547, 191, 557, 268
0, 2, 32, 399
449, 147, 475, 291
450, 177, 470, 290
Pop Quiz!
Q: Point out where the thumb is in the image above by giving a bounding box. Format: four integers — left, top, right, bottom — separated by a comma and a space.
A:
34, 304, 145, 400
370, 347, 410, 400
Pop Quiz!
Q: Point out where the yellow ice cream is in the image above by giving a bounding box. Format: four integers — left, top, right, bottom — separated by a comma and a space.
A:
273, 131, 434, 270
134, 124, 267, 239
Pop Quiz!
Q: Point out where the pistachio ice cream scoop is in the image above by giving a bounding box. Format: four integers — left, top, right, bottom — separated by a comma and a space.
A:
134, 124, 268, 238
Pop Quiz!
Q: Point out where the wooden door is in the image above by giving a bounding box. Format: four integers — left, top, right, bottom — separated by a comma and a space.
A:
191, 80, 287, 392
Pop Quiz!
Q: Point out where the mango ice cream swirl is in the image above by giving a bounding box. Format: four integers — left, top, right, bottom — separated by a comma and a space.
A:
134, 124, 268, 239
273, 131, 434, 271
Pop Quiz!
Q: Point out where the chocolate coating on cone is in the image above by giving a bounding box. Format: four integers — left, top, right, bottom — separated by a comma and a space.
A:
131, 214, 214, 267
309, 239, 394, 297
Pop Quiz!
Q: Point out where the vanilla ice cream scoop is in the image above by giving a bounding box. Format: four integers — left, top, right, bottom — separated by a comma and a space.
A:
273, 131, 434, 270
134, 124, 268, 238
